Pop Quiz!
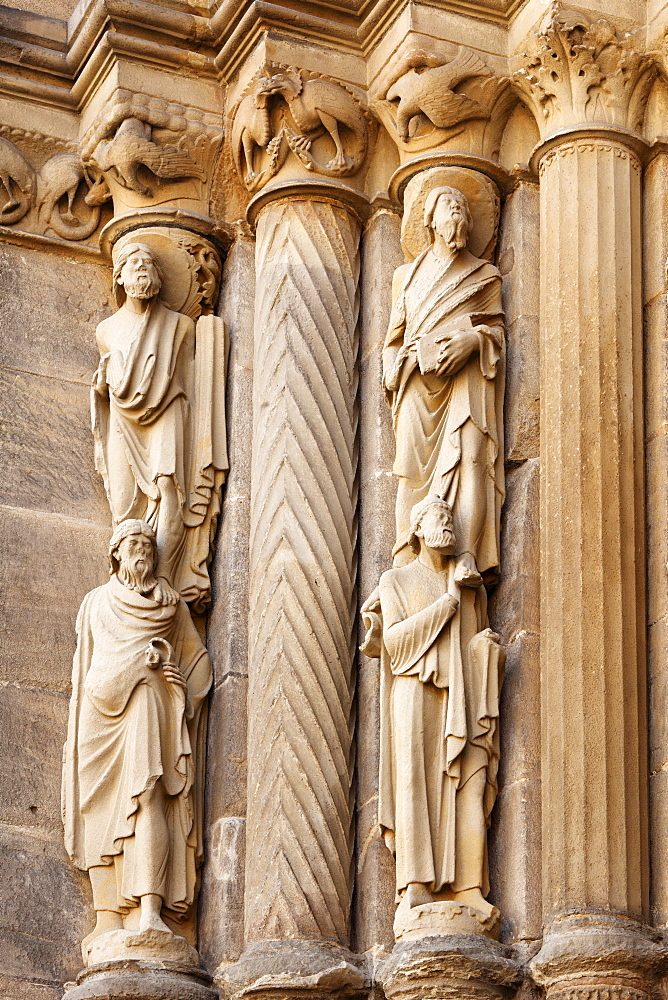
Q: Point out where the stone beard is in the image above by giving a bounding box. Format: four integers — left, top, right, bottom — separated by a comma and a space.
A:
91, 241, 226, 610
62, 520, 212, 956
371, 496, 504, 934
383, 185, 505, 582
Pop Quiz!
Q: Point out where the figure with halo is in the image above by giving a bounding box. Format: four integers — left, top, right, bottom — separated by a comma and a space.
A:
92, 240, 227, 611
383, 171, 504, 581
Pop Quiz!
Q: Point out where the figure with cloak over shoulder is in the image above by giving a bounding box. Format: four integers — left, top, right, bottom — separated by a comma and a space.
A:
382, 170, 505, 581
62, 519, 212, 963
91, 240, 227, 612
361, 168, 506, 939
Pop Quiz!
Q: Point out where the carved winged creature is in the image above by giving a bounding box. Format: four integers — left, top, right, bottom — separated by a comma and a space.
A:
264, 69, 367, 173
89, 118, 205, 196
231, 82, 277, 189
386, 47, 492, 141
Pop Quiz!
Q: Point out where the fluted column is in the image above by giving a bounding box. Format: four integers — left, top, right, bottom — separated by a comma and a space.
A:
514, 7, 664, 997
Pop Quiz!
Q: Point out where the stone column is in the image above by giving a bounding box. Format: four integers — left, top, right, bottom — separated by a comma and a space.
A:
219, 59, 370, 999
514, 8, 665, 998
364, 40, 522, 1000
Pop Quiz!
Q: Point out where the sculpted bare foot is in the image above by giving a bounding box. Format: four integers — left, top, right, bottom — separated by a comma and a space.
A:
405, 881, 433, 908
82, 910, 122, 949
139, 894, 172, 934
452, 887, 497, 919
454, 552, 483, 588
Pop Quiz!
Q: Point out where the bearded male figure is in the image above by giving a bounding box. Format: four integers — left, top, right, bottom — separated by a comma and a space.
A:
383, 186, 504, 580
366, 496, 504, 933
62, 520, 211, 958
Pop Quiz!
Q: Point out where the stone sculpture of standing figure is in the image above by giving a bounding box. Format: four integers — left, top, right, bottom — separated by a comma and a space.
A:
362, 496, 504, 939
62, 519, 211, 965
92, 241, 227, 610
383, 181, 504, 579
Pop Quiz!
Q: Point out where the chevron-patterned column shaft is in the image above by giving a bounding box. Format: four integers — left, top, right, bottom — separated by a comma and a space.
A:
245, 197, 360, 945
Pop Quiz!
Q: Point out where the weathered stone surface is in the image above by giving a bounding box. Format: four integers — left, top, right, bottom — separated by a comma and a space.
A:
498, 181, 539, 465
0, 505, 108, 692
490, 459, 540, 643
354, 207, 402, 954
489, 772, 541, 944
0, 683, 68, 832
0, 368, 107, 519
0, 243, 109, 382
199, 817, 246, 972
0, 829, 91, 983
0, 976, 62, 1000
64, 963, 217, 1000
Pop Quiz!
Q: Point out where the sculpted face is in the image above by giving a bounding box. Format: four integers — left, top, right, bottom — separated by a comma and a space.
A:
431, 193, 469, 252
417, 504, 456, 554
115, 532, 157, 593
118, 249, 161, 301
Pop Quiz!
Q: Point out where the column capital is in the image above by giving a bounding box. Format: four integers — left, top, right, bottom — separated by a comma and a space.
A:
529, 913, 667, 1000
369, 42, 514, 164
514, 4, 656, 141
79, 88, 223, 220
228, 60, 372, 199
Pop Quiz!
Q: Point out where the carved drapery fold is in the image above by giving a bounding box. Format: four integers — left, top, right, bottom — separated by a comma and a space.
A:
245, 197, 360, 944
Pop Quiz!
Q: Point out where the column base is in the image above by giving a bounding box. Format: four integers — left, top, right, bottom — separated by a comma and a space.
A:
217, 940, 367, 1000
376, 934, 520, 1000
530, 912, 668, 1000
62, 959, 217, 1000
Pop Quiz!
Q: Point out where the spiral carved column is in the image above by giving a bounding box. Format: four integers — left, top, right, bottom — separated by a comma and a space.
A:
220, 192, 363, 998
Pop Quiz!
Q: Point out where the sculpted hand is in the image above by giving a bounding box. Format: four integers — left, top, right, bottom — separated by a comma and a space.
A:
153, 577, 179, 606
162, 663, 187, 695
92, 356, 109, 397
437, 329, 480, 375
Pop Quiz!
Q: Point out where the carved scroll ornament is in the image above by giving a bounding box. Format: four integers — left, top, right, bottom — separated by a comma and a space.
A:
231, 63, 368, 191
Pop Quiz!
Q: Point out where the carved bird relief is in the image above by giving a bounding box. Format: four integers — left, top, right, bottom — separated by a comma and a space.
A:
263, 69, 367, 174
231, 85, 282, 190
88, 117, 205, 197
385, 47, 492, 141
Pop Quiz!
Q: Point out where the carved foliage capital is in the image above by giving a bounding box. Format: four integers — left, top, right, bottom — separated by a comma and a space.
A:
230, 62, 370, 193
514, 4, 656, 136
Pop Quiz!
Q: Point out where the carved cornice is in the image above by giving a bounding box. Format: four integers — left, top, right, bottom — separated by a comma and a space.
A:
0, 0, 531, 113
513, 3, 656, 138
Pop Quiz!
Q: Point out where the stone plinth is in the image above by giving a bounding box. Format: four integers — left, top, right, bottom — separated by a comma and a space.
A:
218, 940, 367, 1000
62, 960, 217, 1000
377, 934, 519, 1000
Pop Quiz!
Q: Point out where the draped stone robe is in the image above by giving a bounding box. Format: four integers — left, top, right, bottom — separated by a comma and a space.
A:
62, 576, 211, 917
383, 248, 505, 574
377, 558, 504, 896
92, 300, 228, 609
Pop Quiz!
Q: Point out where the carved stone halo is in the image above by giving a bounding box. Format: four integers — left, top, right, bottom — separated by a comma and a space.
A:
113, 230, 192, 309
400, 165, 499, 261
